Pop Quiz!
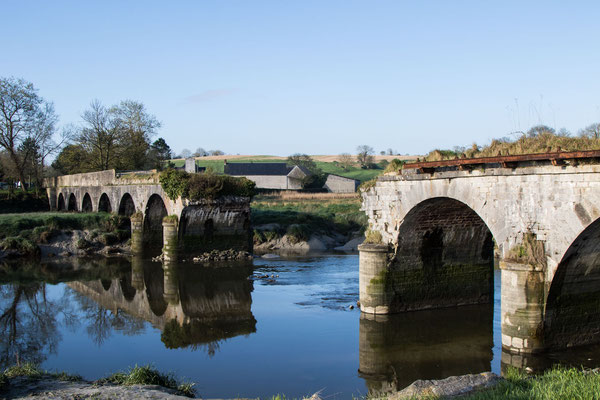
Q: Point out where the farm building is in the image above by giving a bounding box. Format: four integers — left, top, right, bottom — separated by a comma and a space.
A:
323, 174, 360, 193
224, 161, 311, 190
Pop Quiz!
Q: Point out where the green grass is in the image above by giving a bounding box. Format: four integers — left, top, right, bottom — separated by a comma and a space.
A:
251, 197, 367, 239
101, 364, 195, 397
459, 366, 600, 399
0, 362, 83, 389
0, 212, 113, 239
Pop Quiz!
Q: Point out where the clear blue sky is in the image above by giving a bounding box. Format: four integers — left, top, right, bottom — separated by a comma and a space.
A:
2, 1, 599, 156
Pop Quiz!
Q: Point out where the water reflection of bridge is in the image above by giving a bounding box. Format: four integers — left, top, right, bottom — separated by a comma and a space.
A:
68, 258, 256, 352
359, 304, 493, 397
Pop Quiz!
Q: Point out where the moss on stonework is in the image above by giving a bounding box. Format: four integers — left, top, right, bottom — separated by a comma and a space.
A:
367, 262, 492, 308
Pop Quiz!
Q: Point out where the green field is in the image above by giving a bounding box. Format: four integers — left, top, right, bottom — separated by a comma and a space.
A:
169, 156, 390, 182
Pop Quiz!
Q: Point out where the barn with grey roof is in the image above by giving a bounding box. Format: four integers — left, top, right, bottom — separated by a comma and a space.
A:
224, 161, 311, 190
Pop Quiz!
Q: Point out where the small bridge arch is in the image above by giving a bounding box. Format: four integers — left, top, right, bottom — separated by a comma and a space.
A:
82, 193, 93, 212
98, 193, 112, 213
57, 193, 66, 211
118, 193, 136, 216
67, 193, 78, 211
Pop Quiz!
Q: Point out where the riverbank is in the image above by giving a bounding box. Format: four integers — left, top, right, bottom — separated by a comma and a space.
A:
4, 365, 599, 399
0, 212, 131, 260
251, 192, 366, 254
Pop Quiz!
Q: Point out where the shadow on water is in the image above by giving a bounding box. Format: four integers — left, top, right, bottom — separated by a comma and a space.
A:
358, 304, 494, 397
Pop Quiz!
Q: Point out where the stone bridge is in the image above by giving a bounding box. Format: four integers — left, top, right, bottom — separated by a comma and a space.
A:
44, 170, 251, 257
359, 151, 600, 355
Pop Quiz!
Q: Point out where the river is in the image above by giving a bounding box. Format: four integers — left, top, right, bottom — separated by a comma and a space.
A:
1, 254, 599, 399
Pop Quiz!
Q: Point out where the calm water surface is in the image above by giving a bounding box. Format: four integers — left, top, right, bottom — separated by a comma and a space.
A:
1, 255, 599, 399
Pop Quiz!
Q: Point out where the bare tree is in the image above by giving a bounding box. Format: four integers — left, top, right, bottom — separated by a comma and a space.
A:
338, 153, 354, 170
180, 148, 192, 158
193, 147, 208, 157
209, 149, 224, 156
78, 100, 125, 171
579, 123, 600, 139
0, 77, 57, 190
356, 145, 375, 168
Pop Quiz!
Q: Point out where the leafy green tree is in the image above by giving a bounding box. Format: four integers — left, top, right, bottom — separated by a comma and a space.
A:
51, 144, 90, 175
286, 153, 325, 188
111, 100, 161, 170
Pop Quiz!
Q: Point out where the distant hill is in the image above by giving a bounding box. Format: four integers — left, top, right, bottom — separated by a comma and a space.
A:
168, 154, 419, 182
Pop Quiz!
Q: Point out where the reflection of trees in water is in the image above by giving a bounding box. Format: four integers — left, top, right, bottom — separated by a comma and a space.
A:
65, 288, 145, 346
0, 283, 76, 368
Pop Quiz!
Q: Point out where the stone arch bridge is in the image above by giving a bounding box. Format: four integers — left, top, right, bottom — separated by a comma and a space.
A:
359, 150, 600, 355
44, 170, 251, 257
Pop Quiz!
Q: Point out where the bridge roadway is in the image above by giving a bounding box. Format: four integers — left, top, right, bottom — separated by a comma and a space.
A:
360, 151, 600, 355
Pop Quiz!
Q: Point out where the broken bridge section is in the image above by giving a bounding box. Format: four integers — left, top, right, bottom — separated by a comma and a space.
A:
360, 150, 600, 355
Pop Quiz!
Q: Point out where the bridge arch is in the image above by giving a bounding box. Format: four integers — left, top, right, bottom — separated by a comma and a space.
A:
98, 193, 112, 213
118, 193, 136, 216
67, 193, 78, 211
544, 216, 600, 349
82, 193, 92, 212
143, 194, 167, 246
368, 197, 495, 314
57, 193, 66, 211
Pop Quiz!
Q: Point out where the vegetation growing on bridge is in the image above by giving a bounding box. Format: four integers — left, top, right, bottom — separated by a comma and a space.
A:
159, 168, 256, 201
423, 125, 600, 161
506, 231, 546, 268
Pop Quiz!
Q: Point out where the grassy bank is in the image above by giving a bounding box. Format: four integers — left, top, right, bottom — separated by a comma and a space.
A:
0, 212, 129, 257
251, 192, 366, 243
0, 363, 195, 397
459, 367, 600, 400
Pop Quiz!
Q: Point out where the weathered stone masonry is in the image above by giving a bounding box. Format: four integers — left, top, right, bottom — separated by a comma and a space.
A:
360, 164, 600, 354
45, 170, 252, 258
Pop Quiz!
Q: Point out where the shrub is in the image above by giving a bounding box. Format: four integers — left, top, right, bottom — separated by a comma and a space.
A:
102, 364, 195, 398
286, 224, 310, 244
0, 237, 40, 257
384, 158, 405, 173
187, 173, 255, 200
364, 229, 383, 244
159, 168, 255, 201
104, 215, 129, 232
159, 168, 190, 200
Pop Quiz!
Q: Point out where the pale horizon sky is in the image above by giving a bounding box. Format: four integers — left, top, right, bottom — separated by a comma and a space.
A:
2, 1, 600, 157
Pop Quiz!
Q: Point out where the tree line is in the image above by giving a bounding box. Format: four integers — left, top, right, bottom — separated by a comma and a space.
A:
0, 77, 173, 191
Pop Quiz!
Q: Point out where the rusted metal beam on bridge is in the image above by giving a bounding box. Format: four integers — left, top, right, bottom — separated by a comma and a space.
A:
403, 149, 600, 171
